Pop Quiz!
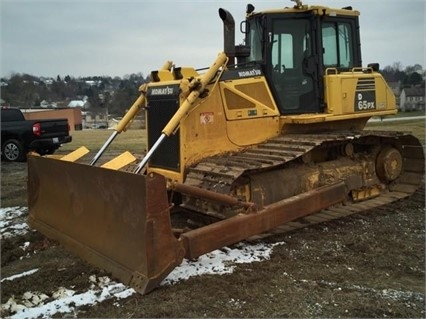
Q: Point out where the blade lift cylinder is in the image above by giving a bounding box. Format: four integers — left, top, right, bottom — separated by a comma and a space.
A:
133, 52, 228, 174
89, 61, 173, 166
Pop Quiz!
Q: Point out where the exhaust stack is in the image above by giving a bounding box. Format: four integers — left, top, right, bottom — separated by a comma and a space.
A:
219, 8, 235, 65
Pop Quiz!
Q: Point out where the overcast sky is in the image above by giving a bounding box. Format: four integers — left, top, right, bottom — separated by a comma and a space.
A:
0, 0, 424, 78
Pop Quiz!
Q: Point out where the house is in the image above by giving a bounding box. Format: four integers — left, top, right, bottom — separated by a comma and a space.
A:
68, 99, 89, 109
82, 111, 109, 129
39, 100, 59, 108
399, 86, 425, 111
387, 81, 401, 107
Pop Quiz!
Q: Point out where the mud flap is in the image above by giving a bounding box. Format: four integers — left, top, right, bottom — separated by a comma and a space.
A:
27, 155, 184, 294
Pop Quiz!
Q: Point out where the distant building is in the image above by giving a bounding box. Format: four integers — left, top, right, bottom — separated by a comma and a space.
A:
82, 111, 109, 129
68, 99, 89, 109
399, 86, 425, 111
40, 100, 59, 108
21, 108, 83, 131
39, 77, 54, 85
387, 81, 401, 107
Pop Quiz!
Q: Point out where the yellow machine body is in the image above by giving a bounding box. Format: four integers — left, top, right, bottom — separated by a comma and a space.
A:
146, 66, 396, 184
27, 3, 423, 295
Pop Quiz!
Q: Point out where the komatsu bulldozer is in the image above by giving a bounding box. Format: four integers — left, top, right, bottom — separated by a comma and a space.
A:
28, 1, 424, 295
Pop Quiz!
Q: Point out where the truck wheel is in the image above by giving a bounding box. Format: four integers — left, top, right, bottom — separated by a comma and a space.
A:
1, 139, 26, 162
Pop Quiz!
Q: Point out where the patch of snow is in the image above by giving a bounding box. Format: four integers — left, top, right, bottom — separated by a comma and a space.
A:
20, 241, 30, 251
162, 242, 283, 285
0, 207, 29, 239
22, 291, 49, 307
52, 287, 75, 299
1, 269, 39, 283
0, 207, 27, 222
3, 242, 285, 318
2, 275, 135, 319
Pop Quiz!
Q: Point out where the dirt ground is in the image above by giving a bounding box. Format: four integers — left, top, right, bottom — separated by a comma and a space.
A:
1, 157, 425, 318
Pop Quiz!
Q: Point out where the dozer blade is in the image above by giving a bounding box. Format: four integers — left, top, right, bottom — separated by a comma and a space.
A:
27, 155, 184, 295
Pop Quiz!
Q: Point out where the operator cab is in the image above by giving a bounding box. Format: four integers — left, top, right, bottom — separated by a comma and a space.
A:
233, 2, 362, 115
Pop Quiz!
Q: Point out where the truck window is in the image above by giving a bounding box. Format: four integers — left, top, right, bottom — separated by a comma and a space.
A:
1, 109, 25, 122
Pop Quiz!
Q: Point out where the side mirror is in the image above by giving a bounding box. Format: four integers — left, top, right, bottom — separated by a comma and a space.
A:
240, 21, 248, 34
367, 63, 380, 72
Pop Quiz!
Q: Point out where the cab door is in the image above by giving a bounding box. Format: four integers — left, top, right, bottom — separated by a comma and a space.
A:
265, 14, 320, 114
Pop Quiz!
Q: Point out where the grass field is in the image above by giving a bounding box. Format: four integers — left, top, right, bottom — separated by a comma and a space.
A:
366, 119, 425, 143
59, 129, 147, 154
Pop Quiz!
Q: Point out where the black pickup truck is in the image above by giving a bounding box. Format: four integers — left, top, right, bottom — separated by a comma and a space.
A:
1, 108, 72, 162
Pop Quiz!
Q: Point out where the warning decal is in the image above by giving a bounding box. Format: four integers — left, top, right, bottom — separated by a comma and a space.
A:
200, 112, 214, 124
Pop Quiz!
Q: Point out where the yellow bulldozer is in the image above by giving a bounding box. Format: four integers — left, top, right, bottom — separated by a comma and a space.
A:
28, 1, 424, 295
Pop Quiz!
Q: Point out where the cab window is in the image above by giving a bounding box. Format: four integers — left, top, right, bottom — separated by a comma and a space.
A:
322, 22, 354, 68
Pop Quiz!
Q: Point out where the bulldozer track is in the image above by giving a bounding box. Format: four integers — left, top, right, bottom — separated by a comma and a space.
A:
185, 130, 422, 194
182, 130, 424, 238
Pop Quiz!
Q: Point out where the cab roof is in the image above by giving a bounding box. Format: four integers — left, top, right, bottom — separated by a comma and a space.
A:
248, 4, 360, 18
